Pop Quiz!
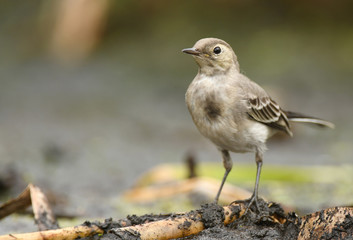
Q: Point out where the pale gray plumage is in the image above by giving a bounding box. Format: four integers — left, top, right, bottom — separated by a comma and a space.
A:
183, 37, 334, 211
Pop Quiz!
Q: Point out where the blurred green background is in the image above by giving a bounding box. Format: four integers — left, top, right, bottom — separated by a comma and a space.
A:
0, 0, 353, 233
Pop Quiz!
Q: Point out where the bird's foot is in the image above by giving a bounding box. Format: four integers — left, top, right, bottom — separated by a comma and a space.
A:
228, 198, 285, 227
230, 195, 265, 216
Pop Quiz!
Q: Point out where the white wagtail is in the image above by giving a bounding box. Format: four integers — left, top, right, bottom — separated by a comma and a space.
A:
182, 38, 334, 211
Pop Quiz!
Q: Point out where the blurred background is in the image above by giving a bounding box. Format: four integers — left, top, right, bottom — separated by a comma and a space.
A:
1, 0, 353, 233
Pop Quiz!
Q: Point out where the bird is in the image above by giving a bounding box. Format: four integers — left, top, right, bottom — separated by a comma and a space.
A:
182, 38, 334, 212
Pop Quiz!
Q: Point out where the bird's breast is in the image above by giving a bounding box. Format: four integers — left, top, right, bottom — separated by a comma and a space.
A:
186, 79, 242, 150
186, 78, 226, 124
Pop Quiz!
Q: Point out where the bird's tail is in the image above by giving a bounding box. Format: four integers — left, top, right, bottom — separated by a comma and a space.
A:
285, 111, 335, 129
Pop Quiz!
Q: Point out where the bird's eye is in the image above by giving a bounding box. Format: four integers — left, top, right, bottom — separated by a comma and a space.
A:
213, 46, 221, 54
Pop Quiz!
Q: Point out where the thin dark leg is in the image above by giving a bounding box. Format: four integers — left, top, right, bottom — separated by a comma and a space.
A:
230, 151, 263, 213
214, 149, 232, 203
243, 151, 263, 213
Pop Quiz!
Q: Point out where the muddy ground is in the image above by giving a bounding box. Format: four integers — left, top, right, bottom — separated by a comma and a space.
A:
81, 200, 353, 240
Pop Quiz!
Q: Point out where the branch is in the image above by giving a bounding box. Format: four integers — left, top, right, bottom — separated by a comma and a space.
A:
0, 225, 104, 240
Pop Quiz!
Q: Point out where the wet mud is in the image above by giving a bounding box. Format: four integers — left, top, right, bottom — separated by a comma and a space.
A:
183, 199, 300, 240
80, 200, 353, 240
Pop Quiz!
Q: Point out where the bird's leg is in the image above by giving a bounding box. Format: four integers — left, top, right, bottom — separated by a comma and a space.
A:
214, 149, 232, 204
245, 151, 263, 212
230, 151, 263, 214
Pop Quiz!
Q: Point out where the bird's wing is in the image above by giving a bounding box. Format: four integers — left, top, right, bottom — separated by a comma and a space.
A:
231, 74, 293, 136
247, 96, 293, 136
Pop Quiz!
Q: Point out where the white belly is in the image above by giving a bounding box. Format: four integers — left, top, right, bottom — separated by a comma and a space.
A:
195, 114, 270, 153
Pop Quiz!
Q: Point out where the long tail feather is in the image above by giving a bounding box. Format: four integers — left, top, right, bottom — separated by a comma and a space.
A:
285, 111, 335, 129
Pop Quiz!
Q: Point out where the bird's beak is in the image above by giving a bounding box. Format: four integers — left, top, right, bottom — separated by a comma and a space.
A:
182, 48, 200, 56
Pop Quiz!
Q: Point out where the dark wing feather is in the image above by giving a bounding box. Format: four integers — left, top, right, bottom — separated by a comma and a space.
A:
247, 97, 293, 136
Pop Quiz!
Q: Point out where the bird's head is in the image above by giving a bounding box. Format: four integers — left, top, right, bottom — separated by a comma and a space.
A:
182, 38, 240, 75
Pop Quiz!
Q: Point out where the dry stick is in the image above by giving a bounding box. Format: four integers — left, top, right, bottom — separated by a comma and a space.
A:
0, 184, 59, 231
29, 184, 59, 231
112, 216, 205, 240
0, 185, 31, 220
0, 225, 104, 240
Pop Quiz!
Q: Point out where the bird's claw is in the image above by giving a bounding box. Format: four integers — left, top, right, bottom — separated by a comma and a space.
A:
230, 195, 262, 215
